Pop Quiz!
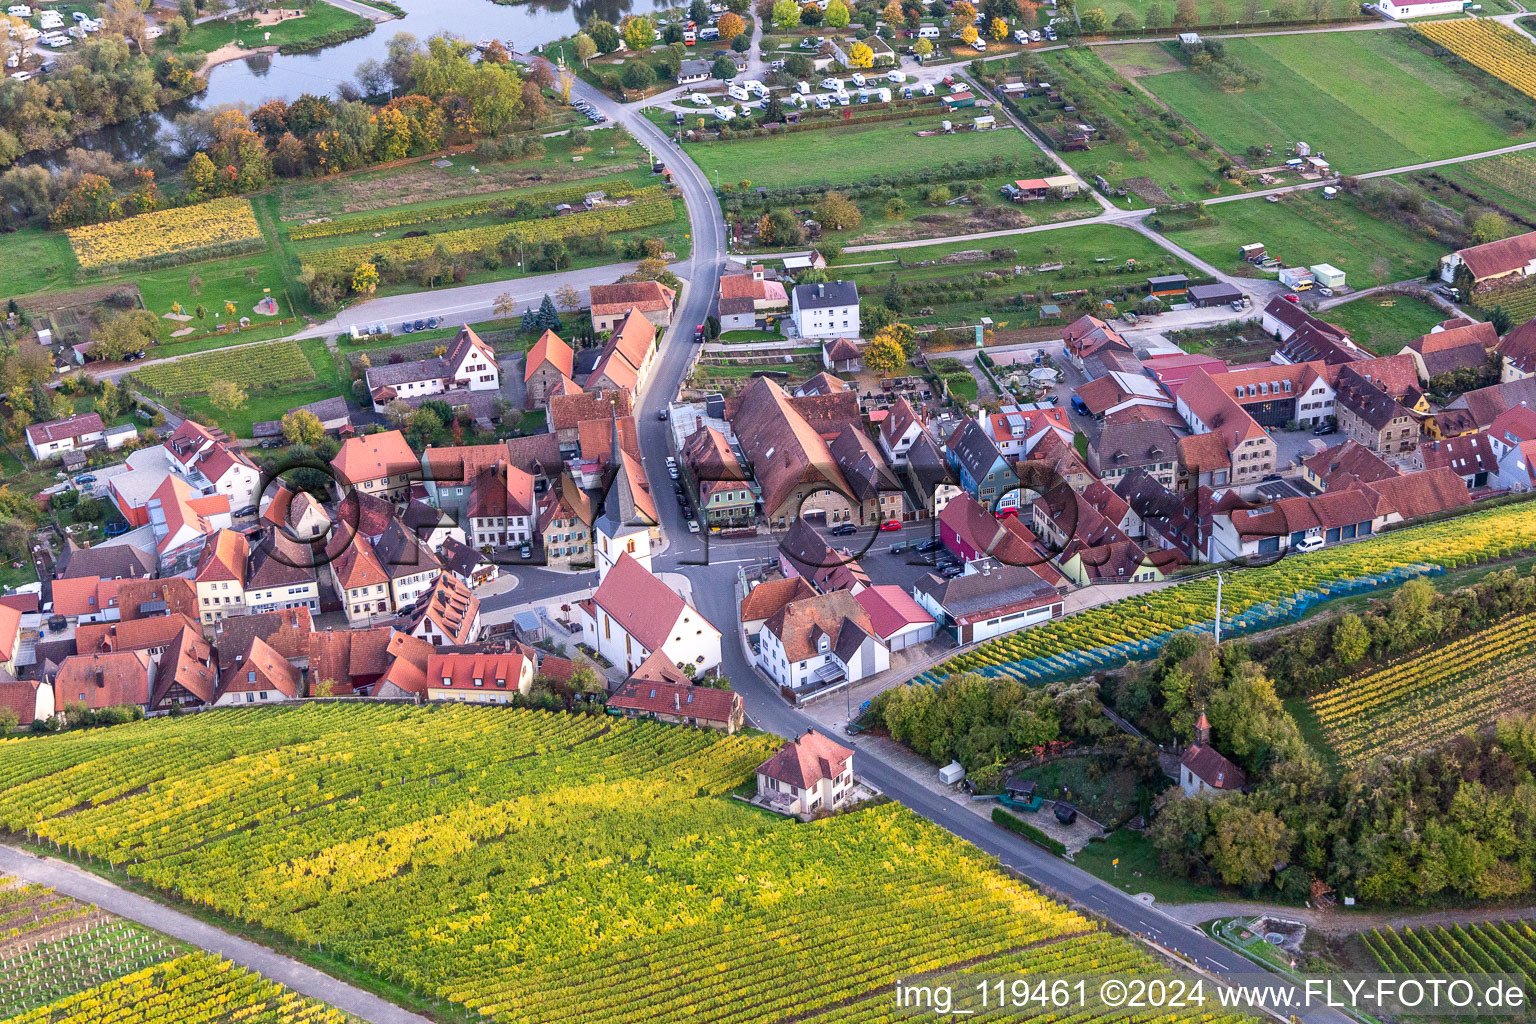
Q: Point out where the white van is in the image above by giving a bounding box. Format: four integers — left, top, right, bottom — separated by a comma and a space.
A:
6, 5, 31, 17
713, 106, 735, 121
973, 38, 987, 50
887, 69, 904, 83
727, 83, 749, 101
850, 72, 866, 87
814, 94, 831, 109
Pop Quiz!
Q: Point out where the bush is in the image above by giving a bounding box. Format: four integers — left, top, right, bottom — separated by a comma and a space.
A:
992, 807, 1067, 855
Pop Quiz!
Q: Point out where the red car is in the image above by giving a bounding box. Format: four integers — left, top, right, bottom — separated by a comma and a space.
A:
1283, 293, 1300, 303
880, 520, 902, 531
995, 507, 1019, 518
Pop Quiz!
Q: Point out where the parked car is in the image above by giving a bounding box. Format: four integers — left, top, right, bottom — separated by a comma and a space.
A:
1070, 395, 1089, 415
829, 523, 858, 536
687, 519, 700, 533
917, 538, 944, 553
519, 544, 532, 558
426, 317, 440, 329
940, 564, 965, 578
233, 506, 258, 518
1295, 535, 1326, 552
880, 520, 902, 531
259, 438, 281, 449
402, 321, 414, 333
74, 474, 97, 486
694, 324, 706, 342
1313, 421, 1337, 436
657, 408, 669, 420
1283, 293, 1300, 303
413, 319, 425, 331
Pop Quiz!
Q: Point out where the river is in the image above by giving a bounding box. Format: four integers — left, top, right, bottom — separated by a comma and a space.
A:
65, 0, 671, 164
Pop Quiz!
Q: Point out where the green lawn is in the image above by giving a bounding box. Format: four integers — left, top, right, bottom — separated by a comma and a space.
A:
1176, 191, 1445, 287
1072, 829, 1227, 905
1135, 32, 1534, 174
1033, 47, 1240, 207
174, 1, 370, 55
682, 115, 1030, 190
0, 230, 79, 297
718, 329, 784, 343
1321, 293, 1448, 354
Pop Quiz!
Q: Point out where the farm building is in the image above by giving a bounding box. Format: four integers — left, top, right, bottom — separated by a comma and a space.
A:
941, 91, 976, 110
1278, 267, 1315, 290
1376, 0, 1466, 17
1187, 283, 1242, 307
1238, 242, 1266, 262
1310, 264, 1346, 290
1147, 275, 1189, 298
1007, 175, 1079, 200
1439, 229, 1536, 290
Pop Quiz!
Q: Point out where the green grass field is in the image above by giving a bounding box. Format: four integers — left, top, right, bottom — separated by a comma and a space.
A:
167, 339, 344, 437
1321, 293, 1448, 354
0, 230, 80, 297
1134, 32, 1533, 174
682, 115, 1028, 190
174, 1, 370, 55
1177, 191, 1445, 286
1033, 47, 1239, 207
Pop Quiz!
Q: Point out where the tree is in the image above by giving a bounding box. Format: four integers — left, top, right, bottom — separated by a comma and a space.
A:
953, 0, 978, 20
718, 11, 746, 38
351, 262, 380, 295
772, 0, 800, 29
586, 18, 620, 52
914, 37, 934, 57
1472, 212, 1510, 245
816, 192, 862, 232
1079, 7, 1107, 31
1173, 0, 1199, 24
1490, 305, 1513, 335
1333, 613, 1369, 668
864, 331, 905, 375
209, 380, 249, 417
800, 1, 824, 24
555, 284, 581, 311
827, 0, 851, 26
764, 94, 786, 123
885, 196, 908, 219
95, 310, 160, 361
574, 32, 598, 66
622, 14, 656, 51
712, 54, 739, 79
537, 294, 563, 331
848, 40, 875, 66
960, 24, 979, 44
621, 60, 657, 92
883, 273, 906, 312
883, 0, 904, 21
282, 409, 325, 447
1205, 804, 1294, 887
1211, 0, 1231, 20
494, 292, 517, 318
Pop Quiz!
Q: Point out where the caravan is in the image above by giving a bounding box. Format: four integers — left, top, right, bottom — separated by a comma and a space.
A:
727, 83, 749, 101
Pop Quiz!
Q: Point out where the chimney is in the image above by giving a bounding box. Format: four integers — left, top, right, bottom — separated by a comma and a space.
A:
817, 283, 825, 298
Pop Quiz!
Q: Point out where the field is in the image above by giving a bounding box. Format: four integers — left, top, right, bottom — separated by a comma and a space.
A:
916, 498, 1536, 685
835, 223, 1193, 327
0, 230, 78, 297
66, 198, 264, 273
680, 115, 1028, 190
1176, 191, 1445, 286
130, 338, 341, 436
1399, 151, 1536, 237
174, 1, 371, 55
0, 704, 1255, 1024
1416, 19, 1536, 101
0, 875, 352, 1023
1317, 293, 1447, 354
1033, 47, 1239, 207
1305, 611, 1536, 768
1134, 32, 1532, 174
1367, 922, 1536, 992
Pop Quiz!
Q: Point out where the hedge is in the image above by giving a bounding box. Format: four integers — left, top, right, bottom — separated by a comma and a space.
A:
992, 807, 1067, 855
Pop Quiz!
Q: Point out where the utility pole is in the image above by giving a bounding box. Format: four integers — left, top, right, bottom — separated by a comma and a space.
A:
1213, 570, 1223, 646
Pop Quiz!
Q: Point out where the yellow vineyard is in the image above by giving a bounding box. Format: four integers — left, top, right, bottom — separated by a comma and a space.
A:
1417, 20, 1536, 100
66, 197, 263, 270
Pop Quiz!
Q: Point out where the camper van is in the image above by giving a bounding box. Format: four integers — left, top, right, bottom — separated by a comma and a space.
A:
887, 69, 904, 83
850, 72, 867, 87
814, 94, 831, 109
796, 80, 810, 94
745, 79, 767, 96
820, 76, 842, 90
917, 24, 940, 37
727, 83, 749, 101
973, 38, 987, 50
713, 106, 735, 121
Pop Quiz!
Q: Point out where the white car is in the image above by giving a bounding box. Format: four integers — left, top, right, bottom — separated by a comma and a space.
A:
1295, 535, 1326, 553
687, 519, 700, 533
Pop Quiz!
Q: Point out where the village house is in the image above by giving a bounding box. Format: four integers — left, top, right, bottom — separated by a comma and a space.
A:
587, 310, 659, 394
1497, 316, 1536, 383
790, 281, 860, 339
1411, 431, 1500, 489
589, 280, 676, 333
1088, 419, 1182, 489
25, 412, 104, 461
1333, 365, 1419, 455
364, 325, 499, 411
1300, 440, 1399, 492
465, 462, 537, 551
329, 533, 392, 626
754, 731, 856, 817
373, 519, 443, 611
682, 424, 756, 528
905, 433, 961, 517
853, 584, 937, 651
425, 650, 534, 703
778, 519, 872, 595
755, 590, 888, 694
405, 573, 482, 647
523, 329, 577, 410
878, 397, 925, 466
607, 678, 746, 733
214, 635, 300, 706
1062, 315, 1132, 375
193, 529, 248, 625
718, 265, 788, 332
535, 477, 594, 570
53, 651, 154, 711
332, 430, 419, 501
1439, 229, 1536, 291
111, 419, 257, 527
730, 376, 858, 529
51, 575, 120, 627
945, 419, 1015, 510
1174, 370, 1277, 486
1401, 321, 1498, 385
829, 424, 906, 526
261, 486, 331, 543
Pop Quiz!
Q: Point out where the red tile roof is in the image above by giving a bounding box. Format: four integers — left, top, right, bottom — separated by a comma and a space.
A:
25, 412, 104, 447
75, 613, 201, 656
756, 730, 853, 789
854, 584, 934, 639
52, 575, 109, 618
332, 430, 417, 487
407, 574, 480, 645
740, 576, 817, 622
591, 553, 694, 652
427, 650, 530, 693
589, 281, 675, 317
195, 529, 248, 585
1181, 743, 1245, 790
1451, 229, 1536, 282
54, 651, 152, 709
525, 329, 574, 382
218, 635, 301, 699
0, 603, 20, 664
115, 578, 198, 622
608, 678, 741, 724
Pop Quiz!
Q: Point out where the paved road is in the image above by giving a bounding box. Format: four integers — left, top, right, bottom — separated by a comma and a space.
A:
294, 259, 652, 339
0, 846, 434, 1024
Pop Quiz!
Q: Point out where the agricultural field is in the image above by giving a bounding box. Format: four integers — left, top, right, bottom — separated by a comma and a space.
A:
1397, 151, 1536, 238
1176, 191, 1445, 286
1416, 19, 1536, 101
66, 198, 263, 273
1367, 922, 1536, 991
1134, 32, 1535, 174
0, 704, 1254, 1024
1033, 46, 1242, 207
0, 875, 351, 1023
680, 114, 1026, 190
916, 498, 1536, 685
1318, 293, 1448, 354
835, 223, 1193, 328
130, 338, 341, 436
1305, 611, 1536, 768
